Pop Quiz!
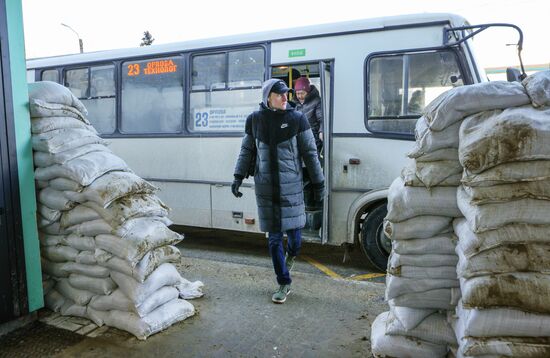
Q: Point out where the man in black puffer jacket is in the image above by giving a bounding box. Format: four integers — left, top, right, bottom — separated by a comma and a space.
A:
232, 79, 324, 304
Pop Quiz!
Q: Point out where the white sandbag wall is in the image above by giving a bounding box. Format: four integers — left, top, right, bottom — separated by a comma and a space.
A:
450, 70, 550, 358
31, 81, 204, 340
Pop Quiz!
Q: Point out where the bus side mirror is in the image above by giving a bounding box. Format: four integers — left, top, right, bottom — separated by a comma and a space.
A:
506, 67, 522, 82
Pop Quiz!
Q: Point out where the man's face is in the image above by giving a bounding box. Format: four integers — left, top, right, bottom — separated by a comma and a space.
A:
296, 90, 307, 104
269, 92, 288, 110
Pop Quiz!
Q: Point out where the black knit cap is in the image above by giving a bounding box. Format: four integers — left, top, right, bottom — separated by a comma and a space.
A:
270, 80, 293, 94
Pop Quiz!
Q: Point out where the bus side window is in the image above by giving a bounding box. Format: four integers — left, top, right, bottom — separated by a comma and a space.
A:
41, 69, 59, 83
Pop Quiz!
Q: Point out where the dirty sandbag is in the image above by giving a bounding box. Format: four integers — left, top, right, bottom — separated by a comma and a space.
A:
41, 258, 69, 278
390, 287, 461, 310
41, 244, 78, 263
33, 143, 111, 168
110, 263, 184, 306
414, 159, 463, 188
453, 217, 550, 258
175, 277, 204, 300
60, 205, 101, 228
34, 152, 130, 186
388, 303, 436, 331
68, 274, 117, 295
38, 233, 64, 247
386, 311, 457, 346
31, 116, 96, 134
28, 81, 88, 115
40, 222, 69, 236
59, 300, 88, 319
64, 234, 96, 252
29, 98, 88, 122
371, 312, 448, 358
44, 289, 65, 312
96, 298, 195, 340
75, 251, 98, 265
82, 194, 169, 226
409, 116, 461, 157
386, 177, 461, 222
384, 216, 452, 240
65, 218, 113, 236
423, 81, 530, 132
63, 261, 110, 278
89, 289, 135, 313
461, 335, 550, 357
522, 70, 550, 108
37, 203, 61, 223
385, 275, 458, 300
392, 234, 457, 255
456, 242, 550, 279
457, 186, 550, 233
457, 301, 550, 337
134, 286, 180, 318
388, 264, 457, 280
38, 187, 74, 211
48, 178, 83, 192
413, 148, 459, 162
462, 178, 550, 205
55, 278, 95, 306
462, 160, 550, 188
459, 106, 550, 174
389, 251, 458, 268
32, 128, 105, 154
461, 273, 550, 314
401, 161, 461, 188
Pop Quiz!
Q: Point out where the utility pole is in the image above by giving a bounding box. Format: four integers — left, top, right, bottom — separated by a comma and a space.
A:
61, 23, 83, 53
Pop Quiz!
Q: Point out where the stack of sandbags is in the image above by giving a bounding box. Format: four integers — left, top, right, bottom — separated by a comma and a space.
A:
450, 70, 550, 357
31, 81, 203, 340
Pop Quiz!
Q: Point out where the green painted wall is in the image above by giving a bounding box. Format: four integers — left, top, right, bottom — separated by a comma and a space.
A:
5, 0, 43, 311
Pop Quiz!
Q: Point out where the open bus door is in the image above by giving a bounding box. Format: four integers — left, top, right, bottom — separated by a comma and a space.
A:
319, 60, 332, 244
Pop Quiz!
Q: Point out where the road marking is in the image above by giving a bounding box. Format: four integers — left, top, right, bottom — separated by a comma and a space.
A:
348, 273, 386, 281
301, 255, 343, 279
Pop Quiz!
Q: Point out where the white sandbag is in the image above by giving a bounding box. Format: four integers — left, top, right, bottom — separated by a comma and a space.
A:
44, 289, 65, 312
75, 250, 98, 265
453, 217, 550, 258
28, 81, 88, 114
456, 242, 550, 279
98, 245, 181, 283
95, 298, 195, 340
392, 234, 457, 255
424, 81, 530, 131
110, 263, 183, 306
461, 273, 550, 314
86, 307, 105, 327
371, 312, 448, 358
40, 221, 69, 235
37, 203, 61, 223
34, 151, 130, 186
39, 233, 64, 247
461, 335, 550, 357
82, 194, 169, 226
386, 311, 456, 346
457, 186, 550, 232
60, 205, 101, 228
55, 278, 94, 306
37, 214, 57, 229
36, 180, 48, 189
414, 160, 463, 188
457, 302, 550, 337
386, 177, 461, 222
32, 128, 105, 154
48, 177, 83, 192
116, 216, 173, 237
459, 106, 550, 174
41, 245, 78, 263
462, 160, 550, 187
33, 143, 110, 167
388, 265, 457, 280
89, 289, 134, 313
64, 171, 158, 208
31, 116, 96, 134
384, 216, 452, 240
389, 288, 461, 310
386, 275, 458, 300
38, 187, 74, 211
65, 218, 113, 236
41, 258, 69, 278
522, 70, 550, 108
414, 148, 459, 162
59, 300, 89, 319
401, 161, 462, 188
29, 98, 88, 121
68, 274, 116, 295
136, 286, 180, 318
389, 252, 458, 268
63, 262, 110, 278
95, 220, 183, 264
64, 234, 95, 252
409, 117, 461, 157
463, 179, 550, 204
175, 278, 204, 300
388, 303, 436, 331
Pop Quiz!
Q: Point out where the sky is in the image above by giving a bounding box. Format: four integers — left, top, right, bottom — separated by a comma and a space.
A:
22, 0, 549, 69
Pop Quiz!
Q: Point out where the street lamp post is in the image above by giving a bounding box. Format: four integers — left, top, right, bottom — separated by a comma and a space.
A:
61, 23, 83, 53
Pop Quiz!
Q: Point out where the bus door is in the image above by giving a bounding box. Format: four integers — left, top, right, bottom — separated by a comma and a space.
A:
319, 60, 332, 244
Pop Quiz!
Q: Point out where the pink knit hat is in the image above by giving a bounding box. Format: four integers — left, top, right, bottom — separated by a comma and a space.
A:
294, 77, 311, 92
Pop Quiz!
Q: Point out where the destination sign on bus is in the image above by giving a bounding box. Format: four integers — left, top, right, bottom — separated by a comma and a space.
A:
193, 106, 256, 132
127, 59, 178, 76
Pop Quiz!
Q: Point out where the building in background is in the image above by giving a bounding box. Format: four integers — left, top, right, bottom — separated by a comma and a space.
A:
485, 63, 550, 81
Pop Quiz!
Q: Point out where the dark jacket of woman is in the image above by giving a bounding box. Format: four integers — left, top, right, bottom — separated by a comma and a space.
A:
295, 85, 323, 150
233, 80, 324, 233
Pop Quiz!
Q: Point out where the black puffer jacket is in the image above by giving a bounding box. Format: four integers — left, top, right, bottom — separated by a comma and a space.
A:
295, 85, 323, 149
234, 80, 324, 233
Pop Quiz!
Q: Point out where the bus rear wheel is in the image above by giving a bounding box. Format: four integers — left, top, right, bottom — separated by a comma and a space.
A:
360, 203, 390, 272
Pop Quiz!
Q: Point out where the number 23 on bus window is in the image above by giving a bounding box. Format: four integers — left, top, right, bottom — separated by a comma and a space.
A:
195, 112, 209, 128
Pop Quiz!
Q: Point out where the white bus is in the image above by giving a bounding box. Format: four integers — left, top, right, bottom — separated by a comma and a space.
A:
27, 13, 508, 270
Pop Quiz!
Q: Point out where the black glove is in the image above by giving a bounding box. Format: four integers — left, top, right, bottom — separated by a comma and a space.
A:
231, 177, 243, 198
312, 182, 325, 202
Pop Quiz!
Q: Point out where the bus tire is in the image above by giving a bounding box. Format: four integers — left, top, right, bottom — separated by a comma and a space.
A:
360, 203, 390, 272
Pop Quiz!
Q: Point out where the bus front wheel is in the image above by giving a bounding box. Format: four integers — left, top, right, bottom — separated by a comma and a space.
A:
360, 203, 390, 272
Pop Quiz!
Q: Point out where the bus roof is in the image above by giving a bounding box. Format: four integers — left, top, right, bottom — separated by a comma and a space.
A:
27, 12, 467, 69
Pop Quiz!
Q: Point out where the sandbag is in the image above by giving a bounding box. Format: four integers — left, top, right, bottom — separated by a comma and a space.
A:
29, 98, 88, 121
462, 160, 550, 187
31, 116, 96, 135
48, 177, 83, 192
386, 177, 461, 222
42, 278, 55, 295
28, 81, 88, 114
37, 203, 61, 223
401, 161, 462, 188
424, 81, 530, 131
461, 273, 550, 314
40, 221, 69, 235
60, 205, 101, 228
522, 70, 550, 108
459, 106, 550, 173
389, 252, 458, 268
392, 234, 457, 255
59, 300, 88, 319
41, 258, 69, 278
32, 128, 105, 154
38, 187, 74, 211
389, 288, 461, 310
409, 116, 461, 157
414, 148, 459, 162
461, 336, 550, 357
388, 264, 457, 280
33, 143, 110, 167
371, 312, 448, 358
63, 262, 110, 278
175, 278, 204, 300
44, 289, 65, 312
386, 275, 458, 300
414, 159, 463, 188
39, 233, 64, 247
66, 218, 113, 236
55, 278, 94, 306
386, 311, 456, 346
63, 234, 96, 252
388, 304, 436, 331
384, 216, 452, 240
82, 194, 169, 226
75, 250, 98, 265
462, 179, 550, 204
41, 245, 78, 263
68, 274, 116, 295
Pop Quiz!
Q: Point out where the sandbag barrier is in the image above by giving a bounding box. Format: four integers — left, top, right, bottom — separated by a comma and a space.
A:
31, 81, 204, 340
372, 70, 550, 358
